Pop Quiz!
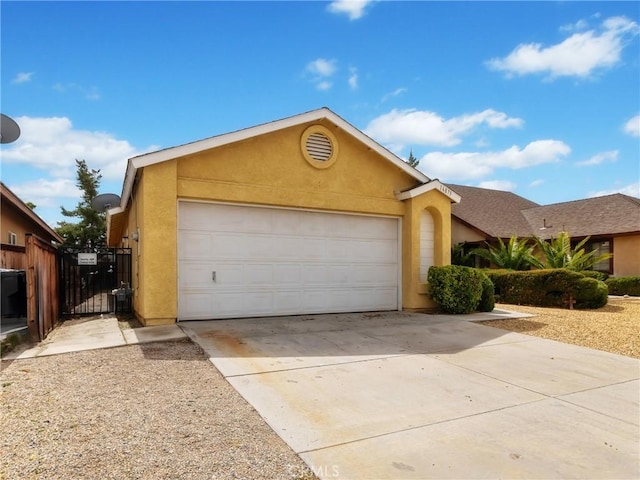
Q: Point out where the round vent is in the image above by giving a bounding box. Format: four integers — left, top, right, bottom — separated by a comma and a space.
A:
301, 125, 339, 169
305, 132, 333, 162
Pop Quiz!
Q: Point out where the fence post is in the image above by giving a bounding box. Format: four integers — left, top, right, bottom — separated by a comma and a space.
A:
25, 235, 40, 342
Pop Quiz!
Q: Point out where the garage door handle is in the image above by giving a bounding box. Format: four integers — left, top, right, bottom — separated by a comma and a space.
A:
212, 271, 216, 282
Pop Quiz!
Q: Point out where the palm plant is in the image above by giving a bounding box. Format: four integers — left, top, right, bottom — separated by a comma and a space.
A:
534, 232, 612, 271
471, 235, 542, 270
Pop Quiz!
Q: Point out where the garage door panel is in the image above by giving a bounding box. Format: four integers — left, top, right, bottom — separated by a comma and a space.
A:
298, 214, 328, 236
179, 262, 219, 288
178, 202, 399, 320
271, 236, 303, 258
273, 264, 302, 284
273, 291, 302, 311
179, 232, 212, 259
270, 209, 301, 234
180, 292, 213, 318
214, 233, 248, 258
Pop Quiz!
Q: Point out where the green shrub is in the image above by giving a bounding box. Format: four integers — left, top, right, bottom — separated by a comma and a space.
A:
478, 273, 495, 312
580, 270, 609, 282
483, 268, 607, 309
427, 265, 483, 314
573, 277, 608, 309
606, 276, 640, 296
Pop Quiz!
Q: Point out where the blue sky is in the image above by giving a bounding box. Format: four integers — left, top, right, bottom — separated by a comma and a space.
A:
1, 1, 639, 228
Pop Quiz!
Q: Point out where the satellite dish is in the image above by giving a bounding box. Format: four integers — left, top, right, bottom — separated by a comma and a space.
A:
0, 114, 21, 144
91, 193, 121, 212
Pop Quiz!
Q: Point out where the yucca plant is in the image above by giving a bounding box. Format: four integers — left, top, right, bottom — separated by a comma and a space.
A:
471, 235, 542, 270
534, 232, 612, 272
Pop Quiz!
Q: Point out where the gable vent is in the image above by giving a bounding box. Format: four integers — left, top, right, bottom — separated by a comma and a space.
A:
305, 132, 333, 162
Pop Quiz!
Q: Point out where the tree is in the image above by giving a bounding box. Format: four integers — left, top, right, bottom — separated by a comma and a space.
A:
56, 159, 106, 249
25, 201, 37, 210
471, 235, 543, 270
534, 232, 612, 272
405, 150, 419, 168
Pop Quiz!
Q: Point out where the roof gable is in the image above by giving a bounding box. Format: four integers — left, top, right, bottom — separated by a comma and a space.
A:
1, 182, 63, 244
448, 184, 539, 238
118, 107, 431, 211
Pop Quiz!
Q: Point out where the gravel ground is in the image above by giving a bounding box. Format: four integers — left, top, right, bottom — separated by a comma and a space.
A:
478, 297, 640, 359
0, 340, 316, 480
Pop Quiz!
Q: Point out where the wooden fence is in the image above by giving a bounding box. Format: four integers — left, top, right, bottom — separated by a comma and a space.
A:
25, 234, 59, 342
0, 243, 26, 269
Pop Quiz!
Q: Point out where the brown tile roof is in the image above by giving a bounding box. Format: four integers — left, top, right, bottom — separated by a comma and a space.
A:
448, 184, 540, 238
522, 194, 640, 239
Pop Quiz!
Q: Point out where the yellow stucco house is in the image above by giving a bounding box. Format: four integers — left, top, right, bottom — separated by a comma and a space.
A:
106, 108, 460, 325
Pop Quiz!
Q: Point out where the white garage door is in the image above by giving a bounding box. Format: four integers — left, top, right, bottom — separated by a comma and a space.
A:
178, 202, 400, 320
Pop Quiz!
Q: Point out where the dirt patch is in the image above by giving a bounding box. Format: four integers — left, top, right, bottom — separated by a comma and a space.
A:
478, 297, 640, 359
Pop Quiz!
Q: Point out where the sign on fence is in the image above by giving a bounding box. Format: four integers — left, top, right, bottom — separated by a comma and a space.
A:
77, 253, 98, 266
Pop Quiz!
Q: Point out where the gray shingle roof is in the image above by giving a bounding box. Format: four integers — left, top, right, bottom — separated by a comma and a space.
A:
448, 184, 640, 239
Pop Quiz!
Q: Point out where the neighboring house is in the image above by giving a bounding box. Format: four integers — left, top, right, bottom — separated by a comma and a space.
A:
106, 108, 461, 325
448, 184, 640, 277
1, 182, 63, 269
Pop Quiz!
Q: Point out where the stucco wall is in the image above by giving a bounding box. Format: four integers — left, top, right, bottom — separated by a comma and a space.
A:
402, 190, 452, 310
137, 161, 178, 325
613, 235, 640, 277
123, 121, 453, 324
176, 120, 414, 216
1, 203, 55, 246
451, 217, 486, 246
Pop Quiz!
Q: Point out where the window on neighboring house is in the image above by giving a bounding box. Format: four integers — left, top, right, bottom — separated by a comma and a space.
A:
590, 240, 612, 273
8, 232, 18, 245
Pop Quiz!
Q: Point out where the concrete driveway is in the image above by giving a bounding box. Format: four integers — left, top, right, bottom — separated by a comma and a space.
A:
180, 311, 639, 479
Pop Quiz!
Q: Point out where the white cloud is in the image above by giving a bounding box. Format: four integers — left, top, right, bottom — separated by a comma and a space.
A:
589, 182, 640, 198
364, 108, 523, 148
623, 114, 640, 137
529, 179, 545, 188
560, 19, 589, 33
575, 150, 618, 166
327, 0, 374, 20
8, 179, 82, 208
381, 87, 407, 103
1, 116, 156, 180
418, 140, 570, 181
477, 180, 517, 191
306, 58, 337, 90
53, 82, 101, 100
306, 58, 337, 77
487, 16, 640, 79
12, 72, 34, 84
348, 67, 358, 90
316, 80, 333, 91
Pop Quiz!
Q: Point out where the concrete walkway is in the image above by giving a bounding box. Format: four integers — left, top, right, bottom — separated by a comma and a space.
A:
2, 316, 187, 359
181, 310, 640, 480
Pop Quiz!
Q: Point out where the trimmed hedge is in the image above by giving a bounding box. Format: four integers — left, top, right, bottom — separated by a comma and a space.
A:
606, 276, 640, 296
483, 268, 608, 309
427, 265, 494, 314
478, 274, 496, 312
580, 270, 609, 282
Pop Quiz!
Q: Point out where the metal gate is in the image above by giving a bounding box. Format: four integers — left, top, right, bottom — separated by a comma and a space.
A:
59, 247, 132, 316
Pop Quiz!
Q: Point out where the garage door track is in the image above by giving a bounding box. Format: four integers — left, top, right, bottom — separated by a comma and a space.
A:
181, 311, 639, 479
